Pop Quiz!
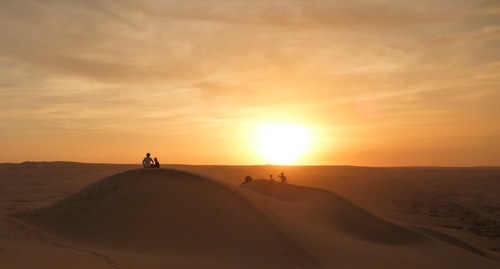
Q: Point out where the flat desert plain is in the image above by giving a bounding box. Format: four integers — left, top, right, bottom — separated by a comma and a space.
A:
1, 162, 499, 268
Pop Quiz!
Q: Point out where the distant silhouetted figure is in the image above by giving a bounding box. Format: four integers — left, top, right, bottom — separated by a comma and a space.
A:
268, 174, 274, 181
242, 175, 253, 184
142, 153, 154, 168
153, 157, 160, 168
279, 172, 288, 183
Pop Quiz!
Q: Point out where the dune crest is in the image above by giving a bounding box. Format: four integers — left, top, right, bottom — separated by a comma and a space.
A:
17, 168, 321, 269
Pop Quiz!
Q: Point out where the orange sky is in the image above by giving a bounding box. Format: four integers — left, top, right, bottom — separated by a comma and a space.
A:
1, 1, 499, 166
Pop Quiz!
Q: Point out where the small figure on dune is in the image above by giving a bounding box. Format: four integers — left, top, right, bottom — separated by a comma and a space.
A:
268, 174, 274, 181
153, 157, 160, 168
142, 153, 154, 168
242, 175, 253, 184
279, 172, 288, 183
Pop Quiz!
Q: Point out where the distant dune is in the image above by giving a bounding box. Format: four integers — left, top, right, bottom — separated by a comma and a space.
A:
1, 162, 499, 269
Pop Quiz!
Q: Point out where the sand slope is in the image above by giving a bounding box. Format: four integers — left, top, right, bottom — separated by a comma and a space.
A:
241, 180, 428, 245
17, 169, 321, 269
236, 180, 500, 269
0, 161, 138, 212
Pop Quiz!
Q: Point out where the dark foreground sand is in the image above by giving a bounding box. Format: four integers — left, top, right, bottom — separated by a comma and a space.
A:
1, 162, 499, 268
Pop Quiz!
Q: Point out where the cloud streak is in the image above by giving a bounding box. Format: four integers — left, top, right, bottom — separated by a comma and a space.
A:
0, 0, 499, 165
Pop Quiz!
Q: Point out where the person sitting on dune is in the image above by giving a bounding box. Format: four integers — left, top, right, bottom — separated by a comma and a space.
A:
142, 153, 154, 168
268, 174, 274, 181
242, 175, 253, 184
153, 157, 160, 168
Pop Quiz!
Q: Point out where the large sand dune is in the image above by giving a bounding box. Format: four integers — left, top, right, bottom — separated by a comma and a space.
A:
1, 162, 499, 269
17, 168, 321, 269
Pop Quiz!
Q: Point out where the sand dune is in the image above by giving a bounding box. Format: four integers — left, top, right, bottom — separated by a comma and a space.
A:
17, 168, 321, 269
241, 180, 428, 245
1, 163, 499, 269
236, 180, 500, 269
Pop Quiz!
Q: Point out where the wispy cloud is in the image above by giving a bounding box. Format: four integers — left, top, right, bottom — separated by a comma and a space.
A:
0, 0, 499, 164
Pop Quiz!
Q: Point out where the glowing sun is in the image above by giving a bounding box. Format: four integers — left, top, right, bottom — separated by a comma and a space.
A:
256, 123, 312, 165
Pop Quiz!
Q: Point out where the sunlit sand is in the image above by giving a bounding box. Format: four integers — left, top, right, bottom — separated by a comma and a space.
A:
1, 162, 499, 268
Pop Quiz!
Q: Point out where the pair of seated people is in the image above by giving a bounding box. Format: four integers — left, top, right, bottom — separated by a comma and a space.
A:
142, 153, 160, 168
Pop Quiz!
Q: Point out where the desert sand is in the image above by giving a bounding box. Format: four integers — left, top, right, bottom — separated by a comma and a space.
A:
1, 162, 499, 268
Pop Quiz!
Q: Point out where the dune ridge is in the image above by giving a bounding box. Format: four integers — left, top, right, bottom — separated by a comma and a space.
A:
18, 168, 321, 269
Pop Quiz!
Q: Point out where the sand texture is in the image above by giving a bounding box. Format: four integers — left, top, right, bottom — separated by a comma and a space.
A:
1, 162, 500, 268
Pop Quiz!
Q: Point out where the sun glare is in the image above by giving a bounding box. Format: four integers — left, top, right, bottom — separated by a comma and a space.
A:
256, 123, 312, 165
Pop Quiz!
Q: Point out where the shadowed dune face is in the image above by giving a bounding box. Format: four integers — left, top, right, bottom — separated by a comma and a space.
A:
242, 180, 430, 245
18, 169, 321, 269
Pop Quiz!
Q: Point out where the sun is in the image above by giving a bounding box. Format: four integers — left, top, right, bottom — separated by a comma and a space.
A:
256, 123, 312, 165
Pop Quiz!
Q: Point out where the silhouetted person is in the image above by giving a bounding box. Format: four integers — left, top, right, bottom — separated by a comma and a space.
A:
242, 175, 253, 184
153, 157, 160, 168
279, 172, 288, 183
268, 174, 274, 181
142, 153, 154, 168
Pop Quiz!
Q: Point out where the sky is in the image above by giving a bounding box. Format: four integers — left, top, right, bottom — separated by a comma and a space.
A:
1, 0, 499, 166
